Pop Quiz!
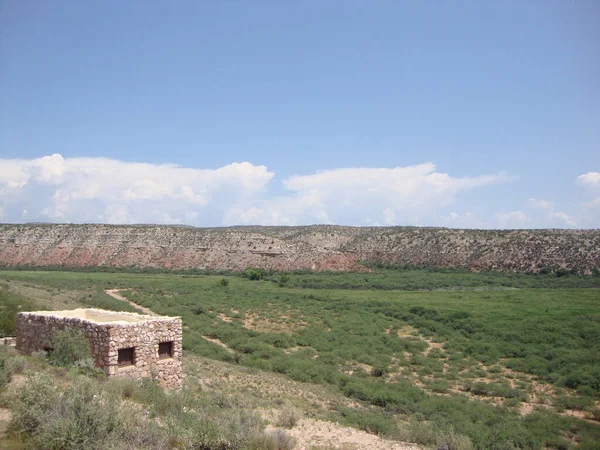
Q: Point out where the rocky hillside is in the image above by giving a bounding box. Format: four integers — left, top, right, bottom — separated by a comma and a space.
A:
0, 224, 599, 274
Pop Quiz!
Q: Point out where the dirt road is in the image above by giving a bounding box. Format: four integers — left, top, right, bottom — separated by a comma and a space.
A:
104, 289, 159, 317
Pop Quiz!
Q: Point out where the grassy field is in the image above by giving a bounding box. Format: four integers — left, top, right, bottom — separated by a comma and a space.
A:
1, 269, 599, 449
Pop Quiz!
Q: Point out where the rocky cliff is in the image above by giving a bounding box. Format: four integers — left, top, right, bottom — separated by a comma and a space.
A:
0, 224, 598, 273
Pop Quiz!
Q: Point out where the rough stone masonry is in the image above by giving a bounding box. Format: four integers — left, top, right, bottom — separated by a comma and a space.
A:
16, 308, 182, 388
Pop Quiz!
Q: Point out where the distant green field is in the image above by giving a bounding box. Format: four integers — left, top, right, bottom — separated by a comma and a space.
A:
1, 269, 599, 449
267, 266, 600, 290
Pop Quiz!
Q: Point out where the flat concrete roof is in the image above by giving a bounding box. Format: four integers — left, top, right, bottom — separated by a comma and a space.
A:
20, 308, 171, 325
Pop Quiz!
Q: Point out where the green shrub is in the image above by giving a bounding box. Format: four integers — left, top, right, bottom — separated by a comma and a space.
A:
32, 377, 122, 449
0, 290, 38, 337
504, 397, 522, 408
192, 305, 207, 315
278, 274, 290, 287
130, 378, 171, 415
105, 376, 139, 400
428, 380, 451, 393
9, 369, 291, 450
371, 367, 386, 377
335, 406, 397, 436
248, 429, 296, 450
242, 268, 266, 281
397, 420, 474, 449
276, 403, 301, 428
10, 371, 61, 435
556, 395, 594, 411
10, 373, 167, 449
0, 347, 9, 389
576, 385, 595, 397
0, 347, 30, 391
47, 329, 93, 368
587, 406, 600, 421
6, 353, 29, 376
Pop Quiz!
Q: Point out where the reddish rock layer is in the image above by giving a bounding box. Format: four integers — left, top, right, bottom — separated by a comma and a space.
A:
0, 224, 598, 273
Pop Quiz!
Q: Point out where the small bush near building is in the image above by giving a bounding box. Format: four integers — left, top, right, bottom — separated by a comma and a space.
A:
0, 347, 9, 389
47, 329, 94, 368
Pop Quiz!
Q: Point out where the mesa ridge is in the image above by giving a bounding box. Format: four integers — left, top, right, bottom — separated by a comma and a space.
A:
0, 223, 598, 274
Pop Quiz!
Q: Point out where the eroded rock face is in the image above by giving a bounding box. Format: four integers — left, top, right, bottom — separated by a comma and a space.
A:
16, 309, 183, 388
1, 224, 599, 274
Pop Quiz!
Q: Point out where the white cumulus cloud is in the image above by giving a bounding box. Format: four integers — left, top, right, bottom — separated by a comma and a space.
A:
224, 163, 509, 226
495, 211, 531, 229
577, 172, 600, 188
549, 212, 577, 227
584, 197, 600, 208
0, 154, 273, 225
439, 211, 483, 229
0, 156, 513, 226
528, 198, 553, 210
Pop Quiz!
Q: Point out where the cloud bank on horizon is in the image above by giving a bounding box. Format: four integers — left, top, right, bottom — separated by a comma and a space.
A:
0, 154, 597, 229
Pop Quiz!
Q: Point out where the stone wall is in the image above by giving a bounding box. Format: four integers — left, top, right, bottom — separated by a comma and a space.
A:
16, 309, 182, 388
104, 316, 182, 388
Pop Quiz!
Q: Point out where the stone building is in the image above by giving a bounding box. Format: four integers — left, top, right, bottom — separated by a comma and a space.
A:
16, 308, 182, 388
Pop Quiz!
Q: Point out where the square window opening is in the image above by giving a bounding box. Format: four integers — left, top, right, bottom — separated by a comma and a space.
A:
118, 347, 135, 366
158, 341, 173, 359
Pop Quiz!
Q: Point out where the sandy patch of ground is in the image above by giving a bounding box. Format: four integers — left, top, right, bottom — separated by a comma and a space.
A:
0, 374, 27, 443
283, 346, 302, 354
7, 374, 27, 390
560, 409, 599, 423
0, 408, 11, 441
519, 402, 539, 415
424, 341, 445, 356
392, 325, 422, 339
218, 313, 233, 323
343, 362, 373, 376
267, 418, 421, 450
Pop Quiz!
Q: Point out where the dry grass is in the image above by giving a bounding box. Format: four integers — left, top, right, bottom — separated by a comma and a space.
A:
185, 354, 351, 415
2, 279, 89, 311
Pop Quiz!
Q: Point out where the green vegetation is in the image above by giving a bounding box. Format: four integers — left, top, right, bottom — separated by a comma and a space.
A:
3, 263, 599, 288
1, 268, 599, 449
45, 329, 98, 374
0, 347, 10, 389
242, 267, 267, 281
0, 288, 39, 337
0, 346, 28, 391
266, 266, 600, 290
1, 347, 296, 450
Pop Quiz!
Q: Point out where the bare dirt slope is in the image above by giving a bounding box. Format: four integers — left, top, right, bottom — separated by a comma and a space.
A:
1, 223, 599, 273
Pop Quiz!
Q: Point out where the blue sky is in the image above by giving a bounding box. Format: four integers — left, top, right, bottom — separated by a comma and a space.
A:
1, 1, 598, 228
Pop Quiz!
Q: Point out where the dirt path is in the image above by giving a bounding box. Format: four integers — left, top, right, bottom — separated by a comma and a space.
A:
104, 289, 236, 355
0, 375, 27, 445
0, 408, 11, 442
201, 336, 235, 353
104, 289, 160, 317
102, 289, 423, 448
